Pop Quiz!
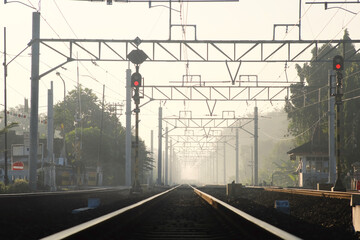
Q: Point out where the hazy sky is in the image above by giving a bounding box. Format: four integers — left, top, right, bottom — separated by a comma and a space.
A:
1, 0, 360, 149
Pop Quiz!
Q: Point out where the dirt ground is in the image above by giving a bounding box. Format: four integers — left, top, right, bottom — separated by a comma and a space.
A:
200, 186, 358, 240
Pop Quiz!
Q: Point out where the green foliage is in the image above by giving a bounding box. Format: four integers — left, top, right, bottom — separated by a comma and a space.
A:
286, 30, 360, 175
285, 43, 334, 145
0, 179, 31, 194
271, 160, 298, 187
259, 140, 297, 187
54, 86, 153, 185
6, 179, 30, 193
0, 181, 6, 193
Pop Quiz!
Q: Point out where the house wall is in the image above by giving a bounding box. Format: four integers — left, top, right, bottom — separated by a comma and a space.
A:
298, 156, 329, 188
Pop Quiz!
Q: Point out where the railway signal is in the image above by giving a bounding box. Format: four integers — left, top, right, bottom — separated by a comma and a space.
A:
332, 55, 346, 192
127, 46, 148, 193
131, 72, 142, 88
333, 55, 344, 71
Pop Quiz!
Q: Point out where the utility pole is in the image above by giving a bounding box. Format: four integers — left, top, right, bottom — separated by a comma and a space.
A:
223, 141, 226, 184
55, 72, 67, 166
29, 12, 40, 191
150, 130, 154, 184
3, 27, 9, 185
328, 70, 336, 184
97, 85, 105, 186
125, 68, 132, 187
216, 142, 218, 184
169, 139, 172, 185
254, 106, 259, 186
332, 55, 346, 191
236, 128, 239, 183
165, 127, 168, 185
47, 81, 56, 191
158, 106, 163, 185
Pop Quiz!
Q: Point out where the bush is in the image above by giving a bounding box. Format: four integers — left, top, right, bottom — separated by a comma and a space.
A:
0, 181, 6, 193
7, 179, 30, 193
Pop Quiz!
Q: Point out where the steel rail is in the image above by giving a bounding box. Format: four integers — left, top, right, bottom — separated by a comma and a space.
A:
0, 186, 130, 199
191, 185, 302, 240
40, 185, 179, 240
263, 187, 359, 200
42, 184, 302, 239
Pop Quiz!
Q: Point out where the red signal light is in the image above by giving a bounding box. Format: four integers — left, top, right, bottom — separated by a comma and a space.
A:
333, 55, 344, 71
131, 72, 142, 87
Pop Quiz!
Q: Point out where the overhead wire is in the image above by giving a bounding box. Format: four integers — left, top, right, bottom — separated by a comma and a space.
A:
41, 0, 125, 104
255, 0, 316, 78
260, 112, 327, 141
275, 2, 360, 113
289, 3, 360, 83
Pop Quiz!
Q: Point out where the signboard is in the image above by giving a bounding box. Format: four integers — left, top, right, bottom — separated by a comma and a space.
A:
12, 161, 24, 170
274, 200, 290, 215
12, 144, 43, 156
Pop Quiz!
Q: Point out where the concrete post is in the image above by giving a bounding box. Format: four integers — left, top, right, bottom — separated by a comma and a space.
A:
165, 127, 168, 185
29, 12, 40, 191
47, 82, 56, 191
150, 130, 154, 184
254, 106, 259, 185
223, 142, 226, 184
236, 128, 239, 183
329, 70, 336, 184
125, 68, 132, 186
169, 139, 172, 185
157, 107, 163, 185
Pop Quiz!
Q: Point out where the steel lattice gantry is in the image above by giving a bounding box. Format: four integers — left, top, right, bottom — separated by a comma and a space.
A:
139, 85, 291, 106
38, 39, 360, 75
162, 113, 253, 184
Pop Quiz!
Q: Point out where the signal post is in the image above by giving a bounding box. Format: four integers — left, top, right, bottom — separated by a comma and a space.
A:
332, 55, 346, 192
127, 46, 147, 193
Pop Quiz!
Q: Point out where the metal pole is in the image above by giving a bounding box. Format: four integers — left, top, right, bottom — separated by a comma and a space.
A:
254, 106, 259, 186
56, 73, 66, 166
157, 106, 163, 185
333, 68, 345, 191
165, 127, 168, 185
216, 143, 218, 184
299, 0, 302, 40
169, 0, 172, 40
251, 146, 254, 185
133, 96, 140, 191
328, 70, 336, 184
3, 27, 9, 185
169, 139, 172, 185
125, 68, 132, 186
223, 141, 226, 184
47, 81, 55, 191
150, 130, 154, 184
236, 128, 239, 183
97, 85, 105, 186
29, 12, 40, 191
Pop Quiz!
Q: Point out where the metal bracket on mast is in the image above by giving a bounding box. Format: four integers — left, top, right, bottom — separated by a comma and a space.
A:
225, 60, 241, 85
206, 100, 217, 116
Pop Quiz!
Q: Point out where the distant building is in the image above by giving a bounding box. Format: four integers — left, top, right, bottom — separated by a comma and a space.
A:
287, 141, 329, 188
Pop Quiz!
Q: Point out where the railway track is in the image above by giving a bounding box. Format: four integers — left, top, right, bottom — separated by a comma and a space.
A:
263, 187, 359, 200
42, 185, 300, 240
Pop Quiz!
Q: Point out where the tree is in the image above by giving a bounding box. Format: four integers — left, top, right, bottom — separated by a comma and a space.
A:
285, 44, 334, 146
54, 86, 153, 185
286, 30, 360, 176
341, 30, 360, 173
